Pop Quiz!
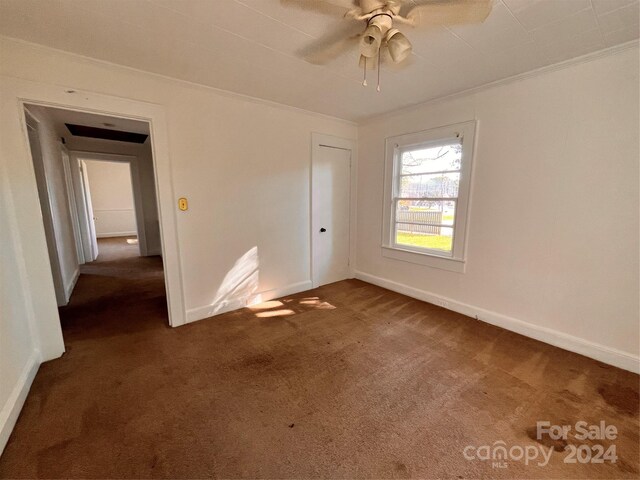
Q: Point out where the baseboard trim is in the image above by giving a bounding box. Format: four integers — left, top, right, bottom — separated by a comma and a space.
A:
186, 280, 314, 324
0, 350, 40, 455
354, 271, 640, 374
96, 231, 137, 238
63, 267, 80, 305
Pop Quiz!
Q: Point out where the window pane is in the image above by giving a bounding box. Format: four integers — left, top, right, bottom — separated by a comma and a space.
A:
396, 200, 456, 224
401, 143, 461, 175
399, 172, 460, 198
395, 226, 454, 253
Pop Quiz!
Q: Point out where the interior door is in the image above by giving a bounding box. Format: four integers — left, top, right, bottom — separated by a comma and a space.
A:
312, 145, 351, 287
25, 113, 66, 305
80, 160, 99, 260
61, 147, 84, 264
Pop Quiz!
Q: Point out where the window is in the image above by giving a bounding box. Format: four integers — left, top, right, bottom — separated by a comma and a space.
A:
382, 121, 476, 272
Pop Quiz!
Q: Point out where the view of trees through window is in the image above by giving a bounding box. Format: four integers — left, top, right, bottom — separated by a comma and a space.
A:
394, 142, 462, 253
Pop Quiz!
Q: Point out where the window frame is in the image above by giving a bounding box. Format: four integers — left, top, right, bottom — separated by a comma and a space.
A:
382, 121, 477, 272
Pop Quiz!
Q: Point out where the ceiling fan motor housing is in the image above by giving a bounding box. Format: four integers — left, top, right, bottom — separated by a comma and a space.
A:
360, 0, 396, 15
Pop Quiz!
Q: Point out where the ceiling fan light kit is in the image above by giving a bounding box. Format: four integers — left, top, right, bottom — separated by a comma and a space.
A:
289, 0, 493, 93
386, 28, 411, 63
360, 23, 383, 57
354, 2, 408, 92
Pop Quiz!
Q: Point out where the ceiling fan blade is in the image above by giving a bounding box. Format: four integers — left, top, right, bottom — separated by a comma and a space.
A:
280, 0, 358, 17
406, 0, 493, 26
299, 22, 362, 64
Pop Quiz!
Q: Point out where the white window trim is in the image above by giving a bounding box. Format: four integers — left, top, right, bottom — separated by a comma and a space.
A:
381, 120, 477, 273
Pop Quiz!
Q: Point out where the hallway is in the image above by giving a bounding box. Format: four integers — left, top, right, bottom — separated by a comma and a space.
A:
61, 237, 168, 337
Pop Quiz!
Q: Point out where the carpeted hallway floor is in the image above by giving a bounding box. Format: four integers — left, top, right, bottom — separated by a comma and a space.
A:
0, 237, 638, 479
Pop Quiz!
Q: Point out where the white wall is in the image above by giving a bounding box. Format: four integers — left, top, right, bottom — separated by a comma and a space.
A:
84, 160, 136, 238
0, 35, 356, 334
26, 106, 80, 305
356, 46, 639, 370
0, 166, 40, 453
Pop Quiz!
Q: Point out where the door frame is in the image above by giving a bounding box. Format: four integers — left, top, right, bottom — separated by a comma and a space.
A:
310, 133, 357, 288
77, 158, 99, 261
71, 152, 148, 257
60, 145, 85, 265
1, 76, 186, 362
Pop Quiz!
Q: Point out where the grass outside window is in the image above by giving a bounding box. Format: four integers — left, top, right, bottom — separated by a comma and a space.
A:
396, 232, 453, 252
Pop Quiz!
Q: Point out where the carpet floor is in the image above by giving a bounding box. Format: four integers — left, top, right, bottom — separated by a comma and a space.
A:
0, 237, 638, 478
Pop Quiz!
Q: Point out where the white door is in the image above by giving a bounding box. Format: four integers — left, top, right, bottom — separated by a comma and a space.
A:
25, 113, 66, 305
312, 144, 351, 287
80, 160, 99, 260
61, 148, 85, 264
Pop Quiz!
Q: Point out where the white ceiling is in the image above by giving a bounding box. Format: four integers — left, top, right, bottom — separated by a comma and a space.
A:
2, 0, 638, 121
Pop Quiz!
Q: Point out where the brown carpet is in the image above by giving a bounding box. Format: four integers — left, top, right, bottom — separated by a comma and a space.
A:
1, 237, 638, 479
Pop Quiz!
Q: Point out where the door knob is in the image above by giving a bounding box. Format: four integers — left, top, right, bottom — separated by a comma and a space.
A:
320, 227, 326, 233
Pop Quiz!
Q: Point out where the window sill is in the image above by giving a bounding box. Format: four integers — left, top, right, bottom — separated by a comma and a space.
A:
381, 245, 466, 273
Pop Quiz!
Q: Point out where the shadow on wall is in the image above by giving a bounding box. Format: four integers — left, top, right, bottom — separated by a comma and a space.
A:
203, 246, 337, 320
205, 246, 260, 317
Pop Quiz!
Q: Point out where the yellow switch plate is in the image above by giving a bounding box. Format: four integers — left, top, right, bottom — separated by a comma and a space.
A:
178, 197, 188, 211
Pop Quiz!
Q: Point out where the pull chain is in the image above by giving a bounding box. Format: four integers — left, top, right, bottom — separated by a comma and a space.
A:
362, 57, 367, 86
376, 48, 381, 92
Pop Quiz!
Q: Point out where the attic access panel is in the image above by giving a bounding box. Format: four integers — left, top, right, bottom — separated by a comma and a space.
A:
65, 123, 148, 144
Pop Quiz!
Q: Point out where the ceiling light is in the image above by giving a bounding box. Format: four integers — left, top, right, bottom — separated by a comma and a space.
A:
290, 0, 493, 92
359, 24, 382, 58
386, 29, 412, 64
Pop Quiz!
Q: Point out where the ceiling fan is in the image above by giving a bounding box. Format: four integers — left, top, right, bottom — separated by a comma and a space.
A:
283, 0, 493, 91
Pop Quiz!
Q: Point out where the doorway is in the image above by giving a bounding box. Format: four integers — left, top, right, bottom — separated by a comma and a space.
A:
75, 151, 155, 261
1, 79, 186, 362
311, 134, 356, 287
82, 159, 137, 244
21, 103, 171, 333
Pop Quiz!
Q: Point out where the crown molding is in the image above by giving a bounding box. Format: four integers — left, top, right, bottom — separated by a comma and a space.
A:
359, 39, 639, 125
2, 34, 637, 127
